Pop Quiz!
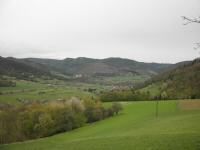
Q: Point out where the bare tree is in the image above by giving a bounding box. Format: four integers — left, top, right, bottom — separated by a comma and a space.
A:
182, 16, 200, 50
182, 16, 200, 25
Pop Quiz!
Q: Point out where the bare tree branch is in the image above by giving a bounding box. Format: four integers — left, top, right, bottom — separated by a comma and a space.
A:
182, 16, 200, 50
182, 16, 200, 25
194, 42, 200, 50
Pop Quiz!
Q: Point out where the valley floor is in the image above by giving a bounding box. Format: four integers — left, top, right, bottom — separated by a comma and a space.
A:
1, 100, 200, 150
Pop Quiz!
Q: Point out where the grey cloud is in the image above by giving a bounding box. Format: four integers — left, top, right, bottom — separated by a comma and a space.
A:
0, 0, 200, 63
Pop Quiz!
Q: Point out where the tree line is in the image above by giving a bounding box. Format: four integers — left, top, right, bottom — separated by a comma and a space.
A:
99, 90, 151, 102
0, 98, 122, 144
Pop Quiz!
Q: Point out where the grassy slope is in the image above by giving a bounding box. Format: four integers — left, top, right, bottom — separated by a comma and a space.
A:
139, 82, 161, 96
1, 100, 200, 150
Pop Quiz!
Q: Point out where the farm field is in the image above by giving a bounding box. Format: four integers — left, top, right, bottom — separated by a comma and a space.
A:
1, 100, 200, 150
91, 75, 149, 85
0, 74, 150, 104
0, 80, 104, 104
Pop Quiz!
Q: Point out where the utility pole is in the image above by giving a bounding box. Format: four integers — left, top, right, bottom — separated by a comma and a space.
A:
155, 98, 159, 118
155, 88, 162, 118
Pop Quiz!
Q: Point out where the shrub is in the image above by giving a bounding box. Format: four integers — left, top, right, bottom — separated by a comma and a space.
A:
112, 102, 123, 115
0, 98, 123, 144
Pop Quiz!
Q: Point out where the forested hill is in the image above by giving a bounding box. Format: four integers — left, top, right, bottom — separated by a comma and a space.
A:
145, 58, 200, 99
0, 56, 173, 80
25, 57, 172, 76
0, 56, 51, 79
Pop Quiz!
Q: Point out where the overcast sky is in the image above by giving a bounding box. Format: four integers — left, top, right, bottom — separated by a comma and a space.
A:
0, 0, 200, 63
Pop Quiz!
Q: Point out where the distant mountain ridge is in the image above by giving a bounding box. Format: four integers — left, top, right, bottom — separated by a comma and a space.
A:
24, 57, 172, 77
0, 56, 51, 79
2, 56, 189, 83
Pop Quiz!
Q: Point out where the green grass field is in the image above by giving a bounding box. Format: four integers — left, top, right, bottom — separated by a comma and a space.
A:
1, 100, 200, 150
0, 75, 150, 104
101, 75, 149, 84
0, 80, 103, 104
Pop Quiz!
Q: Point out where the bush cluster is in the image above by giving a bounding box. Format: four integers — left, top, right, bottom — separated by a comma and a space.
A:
0, 98, 122, 144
